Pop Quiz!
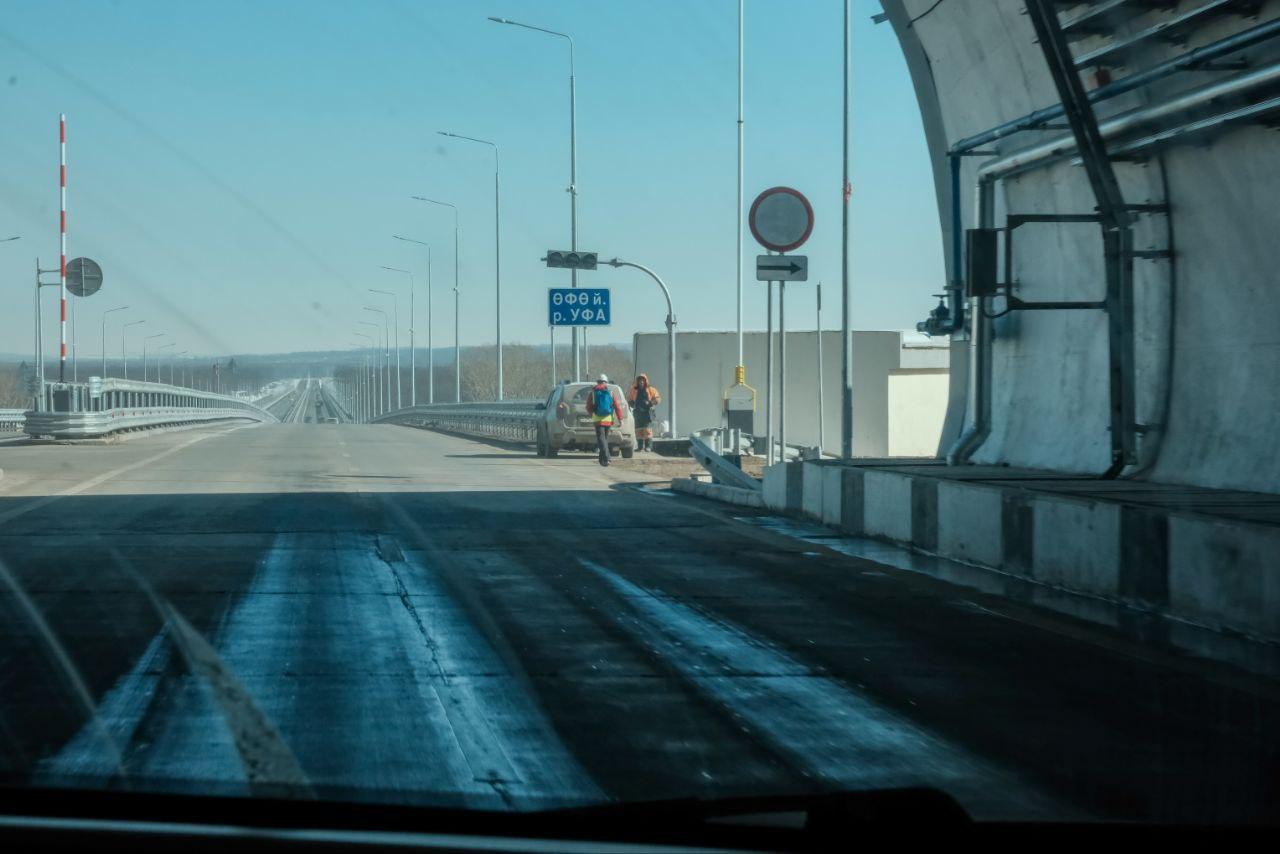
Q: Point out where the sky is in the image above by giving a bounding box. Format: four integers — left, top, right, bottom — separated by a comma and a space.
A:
0, 0, 944, 360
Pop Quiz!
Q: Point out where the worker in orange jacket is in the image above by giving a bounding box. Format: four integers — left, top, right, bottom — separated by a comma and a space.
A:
627, 373, 661, 452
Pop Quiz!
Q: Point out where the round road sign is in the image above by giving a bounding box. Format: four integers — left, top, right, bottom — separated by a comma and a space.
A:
66, 257, 103, 298
748, 186, 814, 253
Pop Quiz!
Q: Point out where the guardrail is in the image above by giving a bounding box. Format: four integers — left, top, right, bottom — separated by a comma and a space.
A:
318, 381, 353, 423
373, 400, 544, 443
22, 378, 279, 440
1, 409, 26, 433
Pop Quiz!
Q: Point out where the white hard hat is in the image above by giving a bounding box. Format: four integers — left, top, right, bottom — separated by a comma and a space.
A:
597, 373, 609, 383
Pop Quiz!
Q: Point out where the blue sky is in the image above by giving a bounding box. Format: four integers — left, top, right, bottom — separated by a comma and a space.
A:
0, 0, 943, 359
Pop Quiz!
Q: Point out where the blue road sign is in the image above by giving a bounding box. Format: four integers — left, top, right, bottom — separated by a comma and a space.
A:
548, 287, 611, 326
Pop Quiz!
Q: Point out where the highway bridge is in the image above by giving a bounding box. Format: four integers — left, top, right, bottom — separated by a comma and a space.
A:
0, 405, 1275, 822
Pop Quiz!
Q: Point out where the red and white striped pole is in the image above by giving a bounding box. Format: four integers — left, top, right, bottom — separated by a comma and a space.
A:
58, 113, 67, 382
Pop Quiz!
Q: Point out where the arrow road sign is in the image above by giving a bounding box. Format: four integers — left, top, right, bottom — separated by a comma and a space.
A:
756, 254, 808, 282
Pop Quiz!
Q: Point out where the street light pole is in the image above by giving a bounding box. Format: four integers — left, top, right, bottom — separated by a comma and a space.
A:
393, 236, 432, 405
412, 197, 459, 402
143, 333, 164, 383
371, 281, 405, 409
603, 258, 677, 437
353, 331, 374, 421
362, 307, 390, 413
841, 0, 854, 459
356, 324, 381, 416
101, 305, 128, 378
122, 320, 144, 380
157, 342, 175, 384
438, 131, 503, 399
172, 350, 188, 386
488, 17, 580, 381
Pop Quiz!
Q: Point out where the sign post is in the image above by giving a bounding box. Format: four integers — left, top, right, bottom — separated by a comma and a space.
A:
749, 187, 814, 463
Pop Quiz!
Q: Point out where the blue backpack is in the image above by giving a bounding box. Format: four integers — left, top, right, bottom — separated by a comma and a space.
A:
592, 385, 614, 416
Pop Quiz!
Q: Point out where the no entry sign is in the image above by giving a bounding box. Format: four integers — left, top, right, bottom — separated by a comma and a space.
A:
749, 187, 814, 253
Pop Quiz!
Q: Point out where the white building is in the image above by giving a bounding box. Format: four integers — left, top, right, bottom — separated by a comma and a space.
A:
632, 330, 948, 457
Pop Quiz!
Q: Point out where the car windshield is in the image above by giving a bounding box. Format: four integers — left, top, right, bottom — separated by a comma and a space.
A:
0, 0, 1276, 832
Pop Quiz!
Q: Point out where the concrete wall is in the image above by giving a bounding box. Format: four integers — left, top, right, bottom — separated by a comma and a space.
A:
884, 0, 1280, 493
633, 329, 947, 454
887, 370, 949, 456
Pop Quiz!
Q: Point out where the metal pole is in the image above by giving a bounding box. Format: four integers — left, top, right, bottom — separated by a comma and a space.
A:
816, 281, 825, 455
428, 247, 433, 403
410, 273, 416, 406
602, 258, 677, 437
736, 0, 745, 378
59, 114, 67, 383
34, 262, 43, 402
780, 282, 786, 460
840, 0, 854, 459
394, 298, 401, 408
454, 285, 461, 402
765, 280, 774, 464
569, 43, 580, 382
550, 325, 556, 388
495, 147, 502, 399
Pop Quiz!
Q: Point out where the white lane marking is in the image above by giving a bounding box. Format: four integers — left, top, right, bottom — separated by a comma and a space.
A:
397, 548, 602, 807
578, 558, 1068, 821
38, 632, 172, 781
0, 426, 243, 526
113, 531, 598, 808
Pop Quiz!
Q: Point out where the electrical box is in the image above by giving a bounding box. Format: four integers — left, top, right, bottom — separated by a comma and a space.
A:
724, 383, 755, 434
966, 228, 999, 297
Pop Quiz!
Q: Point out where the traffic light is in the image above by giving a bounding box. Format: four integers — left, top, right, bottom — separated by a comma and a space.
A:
544, 250, 598, 270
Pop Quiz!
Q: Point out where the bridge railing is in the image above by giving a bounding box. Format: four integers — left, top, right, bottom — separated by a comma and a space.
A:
372, 400, 544, 443
22, 378, 280, 439
1, 409, 26, 434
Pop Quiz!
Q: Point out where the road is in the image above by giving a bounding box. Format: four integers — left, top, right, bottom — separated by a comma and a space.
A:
0, 421, 1276, 822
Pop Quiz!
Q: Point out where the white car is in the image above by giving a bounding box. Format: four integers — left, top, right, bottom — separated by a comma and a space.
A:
536, 382, 635, 459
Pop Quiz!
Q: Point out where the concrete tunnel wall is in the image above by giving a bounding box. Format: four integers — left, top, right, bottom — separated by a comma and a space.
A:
883, 0, 1280, 493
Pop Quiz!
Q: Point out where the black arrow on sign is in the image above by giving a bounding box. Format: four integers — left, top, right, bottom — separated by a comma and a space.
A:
758, 261, 803, 274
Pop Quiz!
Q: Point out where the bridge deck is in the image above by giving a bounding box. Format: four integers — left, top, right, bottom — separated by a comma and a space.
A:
0, 423, 1276, 821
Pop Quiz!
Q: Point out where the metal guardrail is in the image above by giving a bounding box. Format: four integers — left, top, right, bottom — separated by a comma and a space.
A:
318, 381, 353, 423
22, 378, 279, 439
0, 409, 26, 433
689, 430, 761, 492
373, 400, 544, 443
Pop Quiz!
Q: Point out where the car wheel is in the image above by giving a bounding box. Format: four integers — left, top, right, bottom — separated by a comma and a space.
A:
621, 444, 634, 459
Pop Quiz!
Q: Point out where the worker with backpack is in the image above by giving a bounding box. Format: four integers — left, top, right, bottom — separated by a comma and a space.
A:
585, 373, 626, 467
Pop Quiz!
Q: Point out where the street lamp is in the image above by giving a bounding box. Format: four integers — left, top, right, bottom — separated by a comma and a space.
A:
156, 342, 176, 384
603, 258, 678, 437
393, 235, 432, 404
353, 330, 375, 421
487, 16, 580, 381
142, 333, 165, 383
121, 320, 145, 380
361, 309, 390, 413
171, 350, 188, 386
101, 306, 128, 378
349, 341, 370, 422
412, 197, 461, 402
373, 275, 408, 408
438, 131, 503, 399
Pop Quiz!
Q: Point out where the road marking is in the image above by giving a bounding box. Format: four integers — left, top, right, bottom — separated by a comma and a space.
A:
0, 426, 242, 526
578, 558, 1069, 820
37, 632, 172, 781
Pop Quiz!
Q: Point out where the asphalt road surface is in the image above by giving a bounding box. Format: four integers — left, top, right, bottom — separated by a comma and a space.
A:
0, 422, 1276, 822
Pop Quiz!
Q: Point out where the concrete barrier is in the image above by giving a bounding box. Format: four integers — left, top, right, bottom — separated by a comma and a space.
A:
762, 459, 1280, 648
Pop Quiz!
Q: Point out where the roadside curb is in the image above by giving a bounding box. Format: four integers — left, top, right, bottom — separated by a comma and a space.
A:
671, 476, 764, 508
